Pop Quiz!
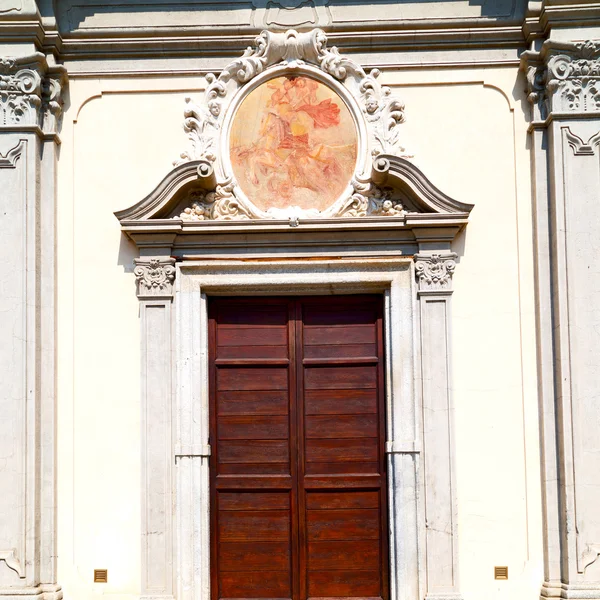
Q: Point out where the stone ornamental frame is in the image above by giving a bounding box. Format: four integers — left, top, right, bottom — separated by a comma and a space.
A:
116, 28, 473, 600
171, 27, 412, 221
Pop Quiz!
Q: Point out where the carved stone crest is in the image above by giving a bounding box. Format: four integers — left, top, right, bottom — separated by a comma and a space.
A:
174, 28, 411, 220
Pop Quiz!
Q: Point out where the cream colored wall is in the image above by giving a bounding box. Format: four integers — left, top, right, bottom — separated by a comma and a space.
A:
56, 66, 541, 600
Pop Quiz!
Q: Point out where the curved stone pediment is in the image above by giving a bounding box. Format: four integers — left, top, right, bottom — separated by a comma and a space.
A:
115, 154, 472, 225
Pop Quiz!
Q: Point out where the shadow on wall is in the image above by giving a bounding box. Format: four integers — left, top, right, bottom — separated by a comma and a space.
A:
117, 231, 138, 274
56, 0, 526, 32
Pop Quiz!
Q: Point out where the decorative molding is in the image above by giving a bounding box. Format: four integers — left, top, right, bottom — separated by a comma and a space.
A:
0, 549, 25, 578
176, 28, 408, 164
524, 61, 548, 121
172, 28, 411, 220
580, 544, 600, 574
414, 252, 457, 292
0, 59, 42, 126
134, 258, 176, 299
173, 174, 405, 221
0, 54, 67, 133
0, 139, 25, 168
0, 0, 22, 13
41, 75, 65, 135
565, 127, 600, 156
174, 444, 212, 458
523, 40, 600, 118
385, 440, 420, 454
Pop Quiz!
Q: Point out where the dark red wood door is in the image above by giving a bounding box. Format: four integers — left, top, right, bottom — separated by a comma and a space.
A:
209, 296, 388, 600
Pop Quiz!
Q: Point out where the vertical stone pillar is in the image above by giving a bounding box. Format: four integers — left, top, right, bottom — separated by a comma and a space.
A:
414, 249, 462, 600
134, 257, 177, 600
523, 39, 600, 599
0, 53, 65, 600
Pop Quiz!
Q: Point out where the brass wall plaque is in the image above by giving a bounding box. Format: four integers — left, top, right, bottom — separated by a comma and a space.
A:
494, 566, 508, 580
94, 569, 108, 583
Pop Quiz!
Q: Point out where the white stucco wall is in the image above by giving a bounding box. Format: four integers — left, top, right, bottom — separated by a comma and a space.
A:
55, 65, 541, 600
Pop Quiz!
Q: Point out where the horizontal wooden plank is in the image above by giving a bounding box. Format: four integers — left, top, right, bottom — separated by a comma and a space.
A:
304, 389, 377, 416
302, 307, 377, 327
216, 358, 290, 366
307, 509, 380, 541
304, 366, 376, 390
219, 542, 290, 571
304, 325, 376, 346
306, 491, 380, 510
216, 302, 288, 326
219, 510, 290, 541
305, 462, 380, 475
218, 440, 290, 464
219, 570, 291, 598
303, 343, 378, 360
308, 597, 381, 600
217, 367, 288, 391
215, 475, 293, 490
306, 439, 378, 463
305, 415, 377, 439
219, 492, 290, 511
218, 463, 291, 476
307, 540, 380, 571
218, 415, 289, 440
218, 390, 289, 416
303, 358, 378, 366
307, 569, 381, 597
303, 474, 382, 490
218, 326, 288, 347
218, 346, 289, 360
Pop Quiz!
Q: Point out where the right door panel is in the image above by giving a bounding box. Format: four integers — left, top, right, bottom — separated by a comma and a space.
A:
298, 298, 388, 600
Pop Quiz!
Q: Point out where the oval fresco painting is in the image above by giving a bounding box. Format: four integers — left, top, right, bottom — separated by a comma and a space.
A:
229, 75, 358, 212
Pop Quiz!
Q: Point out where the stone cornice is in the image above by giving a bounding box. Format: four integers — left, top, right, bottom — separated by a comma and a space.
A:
522, 39, 600, 120
0, 52, 67, 134
523, 2, 600, 46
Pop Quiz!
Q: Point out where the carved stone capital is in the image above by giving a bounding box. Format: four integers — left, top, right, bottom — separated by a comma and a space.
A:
522, 40, 600, 118
134, 257, 176, 299
0, 54, 66, 133
414, 252, 457, 293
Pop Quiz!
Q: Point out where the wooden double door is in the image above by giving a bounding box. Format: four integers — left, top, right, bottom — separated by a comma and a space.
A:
209, 296, 388, 600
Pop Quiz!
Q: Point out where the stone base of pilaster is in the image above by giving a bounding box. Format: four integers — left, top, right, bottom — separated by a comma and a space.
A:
542, 581, 600, 599
0, 585, 62, 600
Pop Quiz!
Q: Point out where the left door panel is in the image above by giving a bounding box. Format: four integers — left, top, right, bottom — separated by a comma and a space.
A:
209, 298, 298, 600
